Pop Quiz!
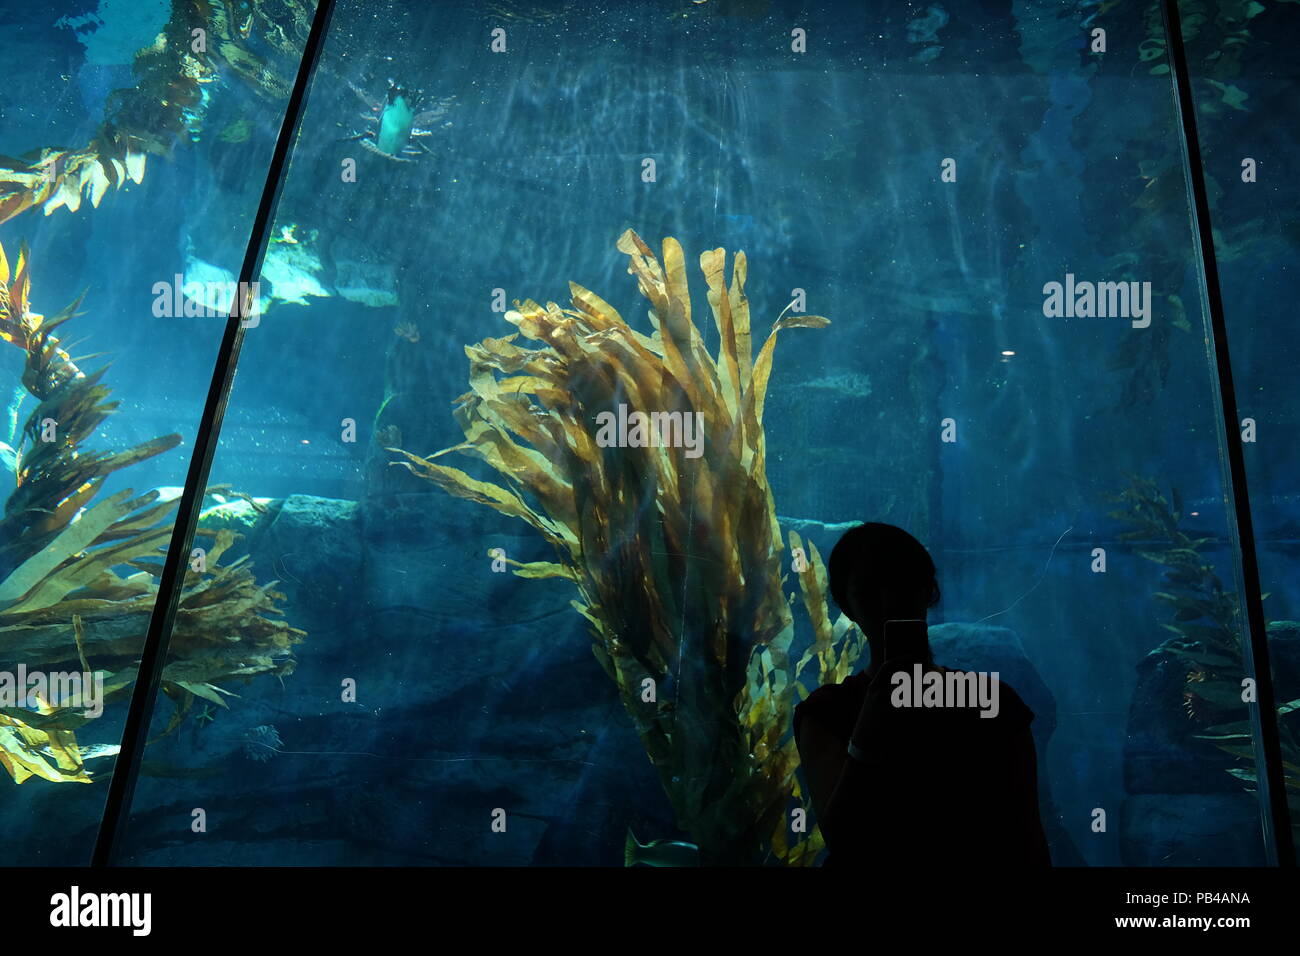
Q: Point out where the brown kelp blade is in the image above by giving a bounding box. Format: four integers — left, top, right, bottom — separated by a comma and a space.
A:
394, 231, 853, 863
0, 239, 305, 784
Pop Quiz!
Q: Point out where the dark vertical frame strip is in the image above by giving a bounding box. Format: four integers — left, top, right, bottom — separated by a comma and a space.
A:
90, 0, 338, 867
1161, 0, 1294, 865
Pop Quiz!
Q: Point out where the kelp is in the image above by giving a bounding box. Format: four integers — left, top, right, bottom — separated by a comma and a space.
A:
0, 239, 304, 783
1109, 474, 1300, 839
1137, 0, 1282, 97
206, 0, 318, 101
1105, 0, 1293, 409
392, 230, 862, 864
0, 1, 202, 225
0, 0, 315, 226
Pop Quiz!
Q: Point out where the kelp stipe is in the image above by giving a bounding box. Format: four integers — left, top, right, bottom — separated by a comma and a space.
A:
391, 229, 863, 864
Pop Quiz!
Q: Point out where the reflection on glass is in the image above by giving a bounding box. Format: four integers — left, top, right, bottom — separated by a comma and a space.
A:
1182, 0, 1300, 861
0, 0, 315, 864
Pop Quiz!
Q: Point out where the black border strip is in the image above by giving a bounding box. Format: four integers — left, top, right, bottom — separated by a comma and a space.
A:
1161, 0, 1294, 865
91, 0, 338, 867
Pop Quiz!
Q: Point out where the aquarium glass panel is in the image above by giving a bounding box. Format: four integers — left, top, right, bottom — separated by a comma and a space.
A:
1181, 0, 1300, 859
0, 3, 316, 864
80, 0, 1290, 867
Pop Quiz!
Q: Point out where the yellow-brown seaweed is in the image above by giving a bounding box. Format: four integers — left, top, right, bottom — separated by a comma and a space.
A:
393, 229, 861, 864
0, 239, 304, 783
0, 0, 315, 226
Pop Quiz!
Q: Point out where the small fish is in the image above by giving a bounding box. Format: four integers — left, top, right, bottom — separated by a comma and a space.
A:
624, 828, 700, 867
0, 441, 17, 474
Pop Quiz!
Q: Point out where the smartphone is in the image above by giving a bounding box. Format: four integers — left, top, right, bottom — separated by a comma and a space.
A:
882, 619, 929, 666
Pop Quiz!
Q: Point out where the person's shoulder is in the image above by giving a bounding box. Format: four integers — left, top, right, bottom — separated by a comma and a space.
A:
934, 666, 1034, 726
794, 671, 870, 739
990, 672, 1032, 716
798, 670, 870, 708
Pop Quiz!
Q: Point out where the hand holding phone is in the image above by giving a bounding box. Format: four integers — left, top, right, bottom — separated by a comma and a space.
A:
880, 618, 929, 670
852, 619, 929, 746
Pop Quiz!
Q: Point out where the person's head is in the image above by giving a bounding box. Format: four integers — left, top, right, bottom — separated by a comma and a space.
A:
827, 523, 940, 635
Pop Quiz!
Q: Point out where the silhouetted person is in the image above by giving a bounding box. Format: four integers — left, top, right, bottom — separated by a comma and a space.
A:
794, 523, 1050, 867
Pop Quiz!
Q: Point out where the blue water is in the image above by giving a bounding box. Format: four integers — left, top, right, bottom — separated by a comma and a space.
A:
0, 0, 1297, 868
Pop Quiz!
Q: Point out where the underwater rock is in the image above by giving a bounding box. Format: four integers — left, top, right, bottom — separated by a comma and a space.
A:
183, 242, 332, 315
193, 492, 360, 626
119, 488, 609, 865
197, 495, 274, 538
260, 242, 330, 307
926, 623, 1055, 738
90, 497, 1098, 866
358, 492, 568, 659
182, 256, 254, 316
1121, 793, 1267, 866
331, 237, 399, 308
250, 495, 362, 613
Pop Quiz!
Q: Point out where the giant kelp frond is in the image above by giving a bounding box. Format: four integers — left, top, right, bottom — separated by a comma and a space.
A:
394, 229, 856, 864
0, 0, 315, 226
0, 0, 197, 228
207, 0, 317, 100
0, 238, 304, 783
790, 529, 867, 693
1108, 475, 1240, 662
1110, 474, 1300, 839
0, 710, 95, 784
1137, 0, 1272, 105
